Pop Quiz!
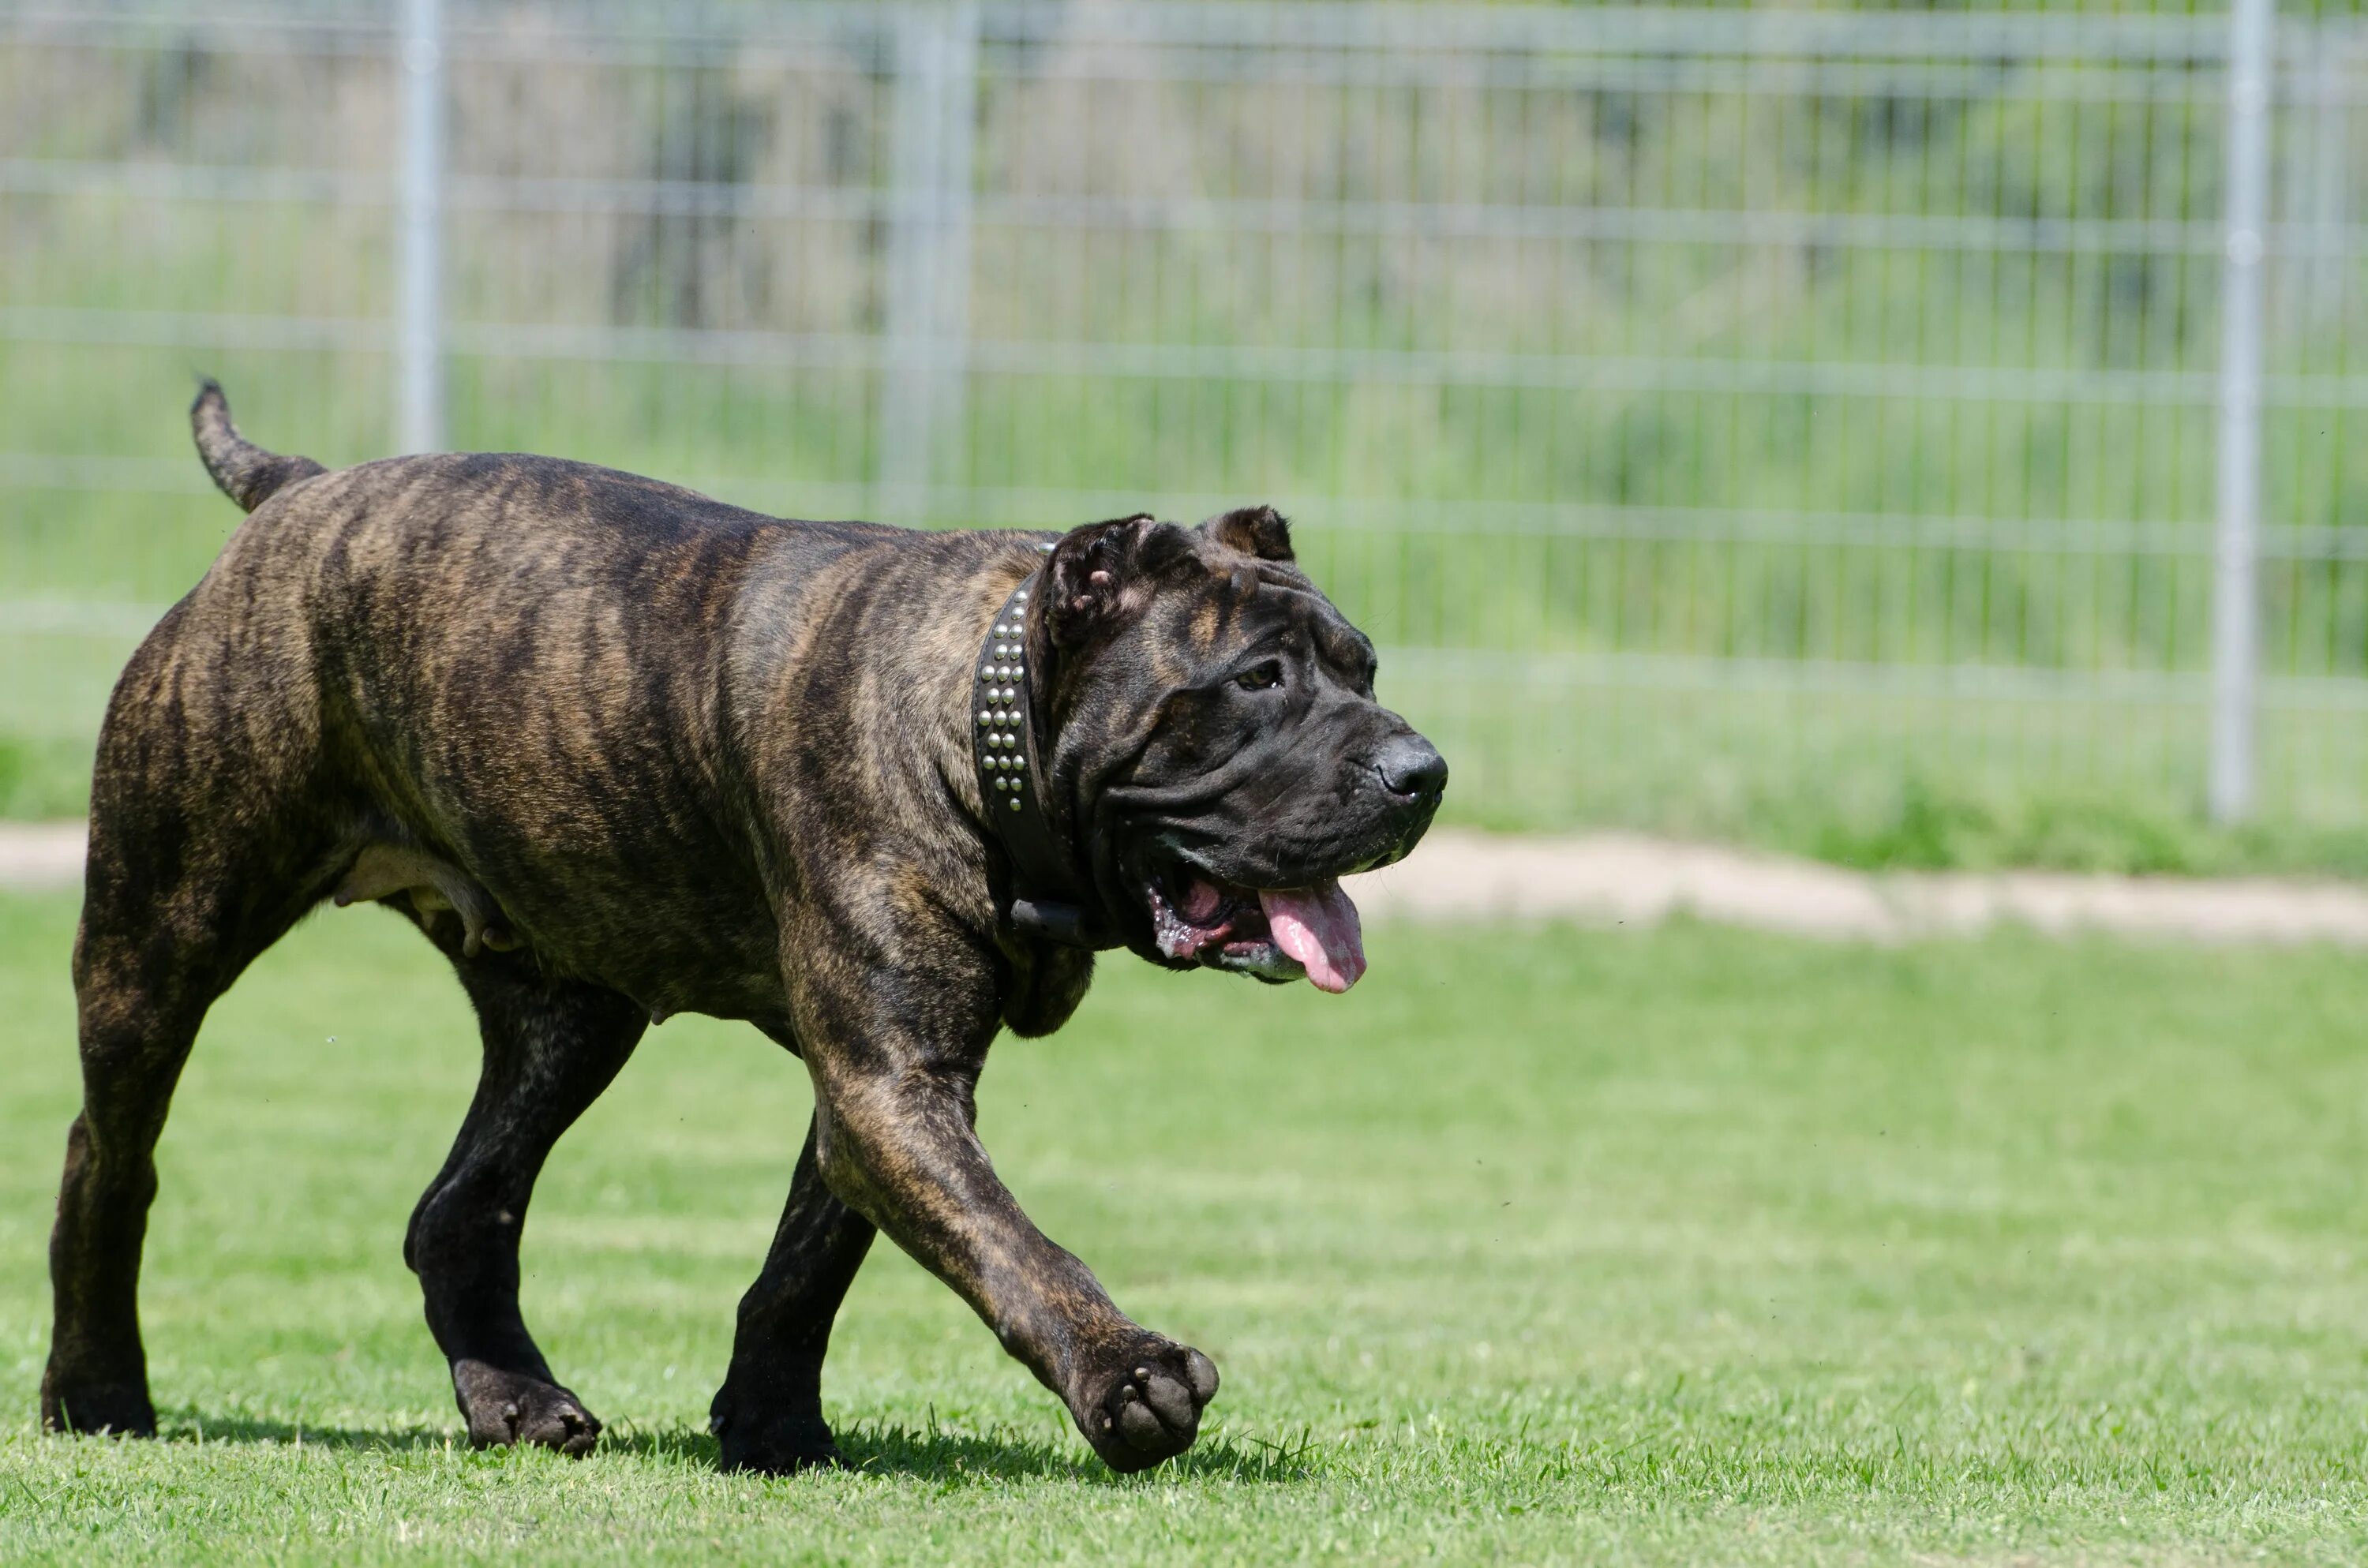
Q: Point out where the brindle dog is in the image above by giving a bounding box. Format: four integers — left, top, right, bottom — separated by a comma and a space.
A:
40, 383, 1446, 1475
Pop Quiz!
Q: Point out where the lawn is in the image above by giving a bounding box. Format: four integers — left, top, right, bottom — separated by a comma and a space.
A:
1, 890, 2364, 1564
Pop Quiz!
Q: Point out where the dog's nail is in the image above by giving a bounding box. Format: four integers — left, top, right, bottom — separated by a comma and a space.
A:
1102, 1416, 1114, 1431
1115, 1384, 1140, 1405
1133, 1365, 1151, 1382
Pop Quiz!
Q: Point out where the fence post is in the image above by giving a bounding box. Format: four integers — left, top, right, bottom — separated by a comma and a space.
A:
877, 2, 979, 525
2210, 0, 2274, 825
395, 0, 446, 455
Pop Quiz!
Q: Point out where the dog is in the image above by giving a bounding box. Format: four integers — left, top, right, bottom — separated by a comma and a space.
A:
41, 383, 1446, 1474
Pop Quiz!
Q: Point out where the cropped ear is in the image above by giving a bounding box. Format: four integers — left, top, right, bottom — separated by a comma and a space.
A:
1201, 504, 1294, 562
1042, 514, 1191, 649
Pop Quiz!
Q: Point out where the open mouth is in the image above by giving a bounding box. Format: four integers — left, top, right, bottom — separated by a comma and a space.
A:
1145, 861, 1367, 994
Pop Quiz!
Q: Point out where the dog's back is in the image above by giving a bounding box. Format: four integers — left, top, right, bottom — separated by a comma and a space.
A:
95, 389, 936, 1020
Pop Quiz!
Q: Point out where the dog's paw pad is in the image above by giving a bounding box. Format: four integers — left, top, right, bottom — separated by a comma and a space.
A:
1081, 1341, 1219, 1473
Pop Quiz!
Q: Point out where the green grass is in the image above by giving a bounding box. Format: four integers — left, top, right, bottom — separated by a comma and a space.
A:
2, 892, 2365, 1562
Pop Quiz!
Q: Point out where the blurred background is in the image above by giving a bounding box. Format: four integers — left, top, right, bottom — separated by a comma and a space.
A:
3, 0, 2363, 874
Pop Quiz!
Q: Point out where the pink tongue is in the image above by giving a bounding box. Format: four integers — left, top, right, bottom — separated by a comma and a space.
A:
1258, 880, 1367, 994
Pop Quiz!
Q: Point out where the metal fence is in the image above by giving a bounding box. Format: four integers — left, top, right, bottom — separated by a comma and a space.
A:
4, 2, 2365, 851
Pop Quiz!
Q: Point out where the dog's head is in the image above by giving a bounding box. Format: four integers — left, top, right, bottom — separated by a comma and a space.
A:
1036, 508, 1445, 992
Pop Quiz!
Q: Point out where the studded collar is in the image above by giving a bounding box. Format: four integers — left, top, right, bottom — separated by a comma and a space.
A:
971, 546, 1116, 950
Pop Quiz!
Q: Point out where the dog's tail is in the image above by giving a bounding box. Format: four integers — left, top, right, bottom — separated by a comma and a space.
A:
191, 378, 326, 512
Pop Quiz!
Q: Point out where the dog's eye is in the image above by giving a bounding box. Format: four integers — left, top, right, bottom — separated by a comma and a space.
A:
1235, 662, 1283, 691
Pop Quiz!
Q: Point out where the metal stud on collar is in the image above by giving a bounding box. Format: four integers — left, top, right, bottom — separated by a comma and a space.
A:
971, 552, 1109, 945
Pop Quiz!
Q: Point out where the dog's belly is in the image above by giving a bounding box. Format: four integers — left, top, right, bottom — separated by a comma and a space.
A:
340, 822, 792, 1028
322, 621, 796, 1028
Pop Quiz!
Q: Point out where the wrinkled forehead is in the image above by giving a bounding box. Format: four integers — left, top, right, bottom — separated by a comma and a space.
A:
1160, 563, 1373, 670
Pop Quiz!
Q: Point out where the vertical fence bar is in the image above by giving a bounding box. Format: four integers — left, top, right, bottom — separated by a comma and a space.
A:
2210, 0, 2274, 824
395, 0, 446, 455
878, 2, 978, 525
935, 3, 978, 515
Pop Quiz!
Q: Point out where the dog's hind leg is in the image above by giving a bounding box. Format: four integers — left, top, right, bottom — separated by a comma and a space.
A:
43, 668, 339, 1438
403, 949, 645, 1455
708, 1108, 876, 1473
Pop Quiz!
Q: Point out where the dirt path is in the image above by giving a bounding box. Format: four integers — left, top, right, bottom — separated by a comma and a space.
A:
7, 820, 2366, 948
0, 823, 88, 893
1339, 829, 2368, 947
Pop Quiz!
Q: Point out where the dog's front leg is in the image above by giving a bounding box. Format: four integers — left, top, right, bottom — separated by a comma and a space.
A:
793, 962, 1219, 1473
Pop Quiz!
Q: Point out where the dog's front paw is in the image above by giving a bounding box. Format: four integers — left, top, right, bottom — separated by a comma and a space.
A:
1073, 1336, 1220, 1473
39, 1370, 156, 1438
710, 1391, 843, 1476
451, 1359, 601, 1455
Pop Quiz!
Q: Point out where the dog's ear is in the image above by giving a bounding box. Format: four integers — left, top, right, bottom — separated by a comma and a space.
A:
1043, 514, 1193, 649
1201, 504, 1294, 563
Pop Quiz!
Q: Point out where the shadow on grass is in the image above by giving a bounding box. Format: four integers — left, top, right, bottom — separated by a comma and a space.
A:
153, 1413, 466, 1454
826, 1417, 1321, 1486
153, 1410, 1320, 1486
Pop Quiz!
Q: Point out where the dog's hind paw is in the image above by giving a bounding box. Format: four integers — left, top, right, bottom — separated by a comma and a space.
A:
451, 1359, 601, 1456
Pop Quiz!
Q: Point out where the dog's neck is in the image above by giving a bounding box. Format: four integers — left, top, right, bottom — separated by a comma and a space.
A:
968, 547, 1115, 950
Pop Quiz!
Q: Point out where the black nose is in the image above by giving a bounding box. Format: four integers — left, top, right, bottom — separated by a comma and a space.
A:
1375, 733, 1448, 801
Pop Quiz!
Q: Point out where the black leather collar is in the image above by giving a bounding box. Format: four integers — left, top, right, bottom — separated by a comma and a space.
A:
972, 548, 1117, 950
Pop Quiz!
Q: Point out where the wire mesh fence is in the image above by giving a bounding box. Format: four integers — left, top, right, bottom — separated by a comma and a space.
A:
3, 2, 2364, 858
